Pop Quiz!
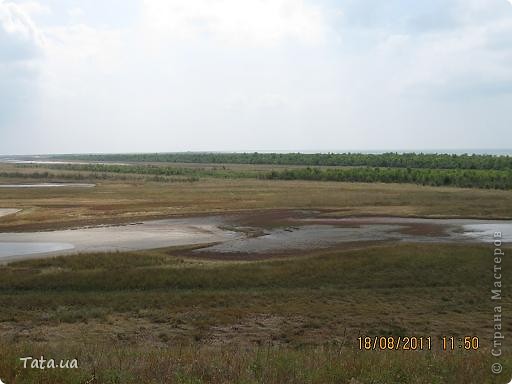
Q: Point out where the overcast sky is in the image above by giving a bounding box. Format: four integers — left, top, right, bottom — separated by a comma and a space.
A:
1, 0, 512, 155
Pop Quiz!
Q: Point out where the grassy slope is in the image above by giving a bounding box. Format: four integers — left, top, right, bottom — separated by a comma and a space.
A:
2, 164, 512, 382
0, 244, 510, 383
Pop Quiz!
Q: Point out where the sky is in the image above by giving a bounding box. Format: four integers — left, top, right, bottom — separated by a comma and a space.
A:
1, 0, 512, 155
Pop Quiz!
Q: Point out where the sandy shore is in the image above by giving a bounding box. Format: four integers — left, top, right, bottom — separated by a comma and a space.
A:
0, 208, 20, 218
0, 216, 240, 262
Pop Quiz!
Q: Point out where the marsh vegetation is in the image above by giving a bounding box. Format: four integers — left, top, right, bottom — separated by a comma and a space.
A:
0, 243, 510, 383
0, 157, 511, 383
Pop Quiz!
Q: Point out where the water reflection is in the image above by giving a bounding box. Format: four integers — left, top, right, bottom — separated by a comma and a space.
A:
0, 242, 75, 258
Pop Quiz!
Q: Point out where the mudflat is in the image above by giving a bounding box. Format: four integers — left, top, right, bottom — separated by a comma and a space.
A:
1, 210, 511, 262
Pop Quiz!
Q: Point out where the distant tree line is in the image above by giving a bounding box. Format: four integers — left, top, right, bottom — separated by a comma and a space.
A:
22, 163, 512, 190
0, 170, 198, 183
24, 164, 220, 178
52, 152, 512, 170
262, 167, 512, 189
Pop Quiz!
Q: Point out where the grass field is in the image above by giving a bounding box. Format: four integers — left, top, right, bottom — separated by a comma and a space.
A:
0, 243, 511, 383
0, 162, 511, 383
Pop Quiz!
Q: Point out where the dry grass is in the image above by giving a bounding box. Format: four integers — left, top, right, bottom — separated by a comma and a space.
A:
1, 172, 512, 232
1, 343, 509, 384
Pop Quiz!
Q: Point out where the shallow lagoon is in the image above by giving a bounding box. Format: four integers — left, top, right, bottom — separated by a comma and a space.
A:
0, 213, 511, 261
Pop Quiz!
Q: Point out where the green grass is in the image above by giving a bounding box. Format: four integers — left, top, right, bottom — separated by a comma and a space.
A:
0, 244, 498, 292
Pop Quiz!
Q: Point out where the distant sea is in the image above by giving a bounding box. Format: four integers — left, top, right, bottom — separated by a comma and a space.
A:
251, 149, 512, 155
1, 149, 512, 158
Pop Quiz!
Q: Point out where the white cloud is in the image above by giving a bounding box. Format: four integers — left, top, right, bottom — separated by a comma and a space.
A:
43, 24, 121, 70
2, 0, 512, 154
0, 0, 45, 145
0, 0, 44, 57
142, 0, 325, 46
349, 0, 512, 101
67, 7, 84, 21
17, 1, 50, 16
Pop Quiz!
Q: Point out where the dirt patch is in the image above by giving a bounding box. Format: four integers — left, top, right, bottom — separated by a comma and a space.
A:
204, 314, 306, 346
0, 312, 336, 348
